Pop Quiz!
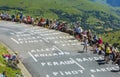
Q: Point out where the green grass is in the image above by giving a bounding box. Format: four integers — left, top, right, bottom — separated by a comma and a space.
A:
0, 0, 118, 18
101, 31, 120, 49
0, 43, 21, 77
0, 0, 120, 32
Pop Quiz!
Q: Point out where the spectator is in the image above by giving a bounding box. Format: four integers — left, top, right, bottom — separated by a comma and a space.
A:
39, 17, 46, 26
19, 12, 23, 23
92, 35, 98, 50
34, 17, 39, 25
45, 19, 49, 28
11, 14, 15, 22
16, 13, 20, 22
22, 15, 27, 24
0, 71, 7, 77
87, 30, 92, 46
83, 36, 88, 52
97, 37, 103, 47
93, 35, 98, 44
27, 16, 32, 24
2, 53, 11, 62
74, 26, 83, 40
104, 44, 112, 64
113, 52, 120, 71
31, 17, 34, 24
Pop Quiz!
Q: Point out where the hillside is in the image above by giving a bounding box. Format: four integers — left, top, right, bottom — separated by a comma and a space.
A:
101, 31, 120, 49
0, 0, 120, 32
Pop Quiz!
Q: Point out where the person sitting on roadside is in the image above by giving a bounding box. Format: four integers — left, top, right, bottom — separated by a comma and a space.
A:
74, 26, 83, 40
113, 52, 120, 71
62, 22, 68, 32
27, 16, 32, 24
57, 22, 64, 31
38, 17, 46, 27
23, 16, 27, 24
11, 54, 17, 61
92, 35, 98, 50
34, 17, 39, 25
31, 17, 34, 24
5, 13, 11, 21
93, 35, 98, 44
0, 71, 7, 77
97, 37, 103, 47
2, 53, 11, 62
1, 12, 6, 20
0, 12, 2, 19
49, 20, 57, 29
94, 44, 105, 55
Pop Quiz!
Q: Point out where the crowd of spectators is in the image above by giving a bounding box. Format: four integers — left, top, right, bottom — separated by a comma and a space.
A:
2, 52, 20, 69
0, 12, 120, 71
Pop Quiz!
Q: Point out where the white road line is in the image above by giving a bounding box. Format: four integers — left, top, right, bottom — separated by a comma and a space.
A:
10, 32, 15, 35
11, 38, 19, 44
39, 36, 49, 43
53, 46, 64, 54
69, 58, 85, 70
28, 52, 38, 62
43, 38, 49, 43
91, 74, 95, 77
22, 73, 26, 77
46, 75, 50, 77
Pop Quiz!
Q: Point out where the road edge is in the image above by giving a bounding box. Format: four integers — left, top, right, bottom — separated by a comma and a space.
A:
0, 42, 32, 77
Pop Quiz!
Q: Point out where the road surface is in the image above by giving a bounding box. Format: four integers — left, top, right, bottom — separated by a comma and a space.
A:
0, 21, 120, 77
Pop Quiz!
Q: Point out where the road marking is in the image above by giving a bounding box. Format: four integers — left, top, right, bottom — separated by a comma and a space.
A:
11, 38, 19, 44
91, 74, 95, 77
39, 36, 49, 43
10, 32, 15, 35
43, 38, 49, 43
62, 44, 66, 46
69, 58, 85, 70
46, 75, 50, 77
28, 52, 38, 62
53, 46, 64, 54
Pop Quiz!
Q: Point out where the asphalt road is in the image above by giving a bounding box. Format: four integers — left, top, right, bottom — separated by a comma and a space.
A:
0, 21, 120, 77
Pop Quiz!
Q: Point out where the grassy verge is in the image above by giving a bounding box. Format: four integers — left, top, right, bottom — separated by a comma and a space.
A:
0, 43, 21, 77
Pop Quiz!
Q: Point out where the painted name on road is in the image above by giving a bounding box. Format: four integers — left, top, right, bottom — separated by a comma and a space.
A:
41, 57, 119, 77
40, 56, 103, 66
11, 37, 43, 44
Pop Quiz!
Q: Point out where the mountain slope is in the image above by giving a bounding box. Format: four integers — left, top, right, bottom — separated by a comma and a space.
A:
101, 31, 120, 49
0, 0, 120, 32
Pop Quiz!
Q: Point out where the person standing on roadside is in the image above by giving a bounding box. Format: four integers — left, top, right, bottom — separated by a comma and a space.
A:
11, 14, 15, 22
16, 13, 20, 22
83, 36, 88, 52
45, 19, 49, 28
19, 12, 23, 23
